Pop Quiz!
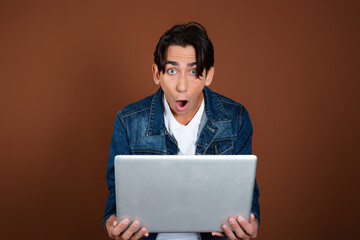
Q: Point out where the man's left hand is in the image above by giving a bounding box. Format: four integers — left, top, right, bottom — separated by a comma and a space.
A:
211, 213, 258, 240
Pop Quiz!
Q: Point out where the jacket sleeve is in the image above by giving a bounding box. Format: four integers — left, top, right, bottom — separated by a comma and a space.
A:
233, 105, 260, 227
103, 111, 131, 228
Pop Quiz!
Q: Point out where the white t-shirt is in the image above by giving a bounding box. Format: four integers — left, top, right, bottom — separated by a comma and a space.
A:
156, 94, 204, 240
163, 94, 204, 155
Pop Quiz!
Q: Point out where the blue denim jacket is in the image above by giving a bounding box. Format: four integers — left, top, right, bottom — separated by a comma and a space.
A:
104, 87, 260, 240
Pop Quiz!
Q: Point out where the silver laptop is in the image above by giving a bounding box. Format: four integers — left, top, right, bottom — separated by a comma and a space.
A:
115, 155, 257, 232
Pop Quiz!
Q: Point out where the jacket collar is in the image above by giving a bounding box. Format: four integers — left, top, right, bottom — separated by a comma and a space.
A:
147, 87, 230, 136
147, 87, 167, 136
202, 86, 230, 122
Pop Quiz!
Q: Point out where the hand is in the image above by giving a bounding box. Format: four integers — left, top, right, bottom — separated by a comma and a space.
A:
212, 214, 258, 240
106, 215, 149, 240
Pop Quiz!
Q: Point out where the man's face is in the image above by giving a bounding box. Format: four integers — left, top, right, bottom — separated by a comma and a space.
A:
152, 45, 214, 125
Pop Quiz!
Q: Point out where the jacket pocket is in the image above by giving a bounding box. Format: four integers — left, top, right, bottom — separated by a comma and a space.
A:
207, 139, 234, 155
130, 149, 166, 155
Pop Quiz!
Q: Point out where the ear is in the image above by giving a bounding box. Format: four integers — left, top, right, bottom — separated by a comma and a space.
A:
204, 66, 215, 87
152, 63, 160, 85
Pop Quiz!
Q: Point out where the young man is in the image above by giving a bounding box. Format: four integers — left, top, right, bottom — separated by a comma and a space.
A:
103, 22, 260, 240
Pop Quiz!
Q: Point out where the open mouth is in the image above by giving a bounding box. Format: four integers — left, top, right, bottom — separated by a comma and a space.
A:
176, 100, 188, 111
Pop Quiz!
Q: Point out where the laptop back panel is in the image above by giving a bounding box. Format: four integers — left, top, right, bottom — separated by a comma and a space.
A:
115, 155, 257, 232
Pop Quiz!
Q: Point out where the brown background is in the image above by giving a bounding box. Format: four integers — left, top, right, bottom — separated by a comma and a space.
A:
0, 0, 359, 239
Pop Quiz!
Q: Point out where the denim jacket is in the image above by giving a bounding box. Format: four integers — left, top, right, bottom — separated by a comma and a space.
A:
103, 87, 260, 240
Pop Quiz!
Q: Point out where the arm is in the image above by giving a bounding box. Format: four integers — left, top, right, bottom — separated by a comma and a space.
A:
233, 106, 260, 226
103, 112, 149, 239
103, 112, 130, 227
213, 106, 260, 239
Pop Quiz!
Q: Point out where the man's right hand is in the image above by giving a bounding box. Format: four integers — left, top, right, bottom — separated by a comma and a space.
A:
106, 215, 149, 240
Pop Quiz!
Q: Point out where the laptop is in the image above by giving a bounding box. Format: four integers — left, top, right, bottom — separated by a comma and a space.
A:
115, 155, 257, 232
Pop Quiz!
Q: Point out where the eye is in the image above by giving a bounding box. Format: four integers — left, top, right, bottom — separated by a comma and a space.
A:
167, 68, 176, 75
190, 69, 197, 76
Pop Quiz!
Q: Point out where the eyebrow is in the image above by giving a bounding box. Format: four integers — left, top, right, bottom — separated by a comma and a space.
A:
165, 61, 197, 67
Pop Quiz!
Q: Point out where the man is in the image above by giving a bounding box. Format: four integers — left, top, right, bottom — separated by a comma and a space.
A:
103, 22, 260, 240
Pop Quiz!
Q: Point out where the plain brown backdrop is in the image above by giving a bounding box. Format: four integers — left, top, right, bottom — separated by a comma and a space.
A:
0, 0, 359, 239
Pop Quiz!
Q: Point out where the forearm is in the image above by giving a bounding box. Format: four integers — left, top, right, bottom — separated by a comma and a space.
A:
103, 112, 131, 228
103, 190, 116, 228
235, 106, 260, 226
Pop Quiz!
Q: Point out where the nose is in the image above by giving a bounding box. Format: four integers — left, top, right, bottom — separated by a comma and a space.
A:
176, 73, 187, 93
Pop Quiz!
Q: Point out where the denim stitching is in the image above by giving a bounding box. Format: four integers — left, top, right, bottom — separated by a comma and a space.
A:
121, 107, 150, 118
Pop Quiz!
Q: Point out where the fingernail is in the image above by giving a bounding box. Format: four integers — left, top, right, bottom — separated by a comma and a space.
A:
229, 218, 235, 224
133, 221, 139, 227
123, 219, 129, 225
238, 216, 245, 222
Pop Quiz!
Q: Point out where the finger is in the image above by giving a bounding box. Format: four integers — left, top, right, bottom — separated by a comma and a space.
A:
250, 214, 258, 228
249, 214, 258, 237
211, 232, 226, 237
121, 220, 140, 240
228, 217, 247, 239
237, 216, 256, 237
131, 227, 148, 240
222, 224, 237, 240
112, 219, 130, 236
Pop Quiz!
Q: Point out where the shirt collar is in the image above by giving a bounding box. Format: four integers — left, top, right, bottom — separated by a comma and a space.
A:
147, 87, 230, 136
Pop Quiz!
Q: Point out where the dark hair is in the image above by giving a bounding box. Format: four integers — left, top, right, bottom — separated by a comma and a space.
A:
154, 22, 214, 78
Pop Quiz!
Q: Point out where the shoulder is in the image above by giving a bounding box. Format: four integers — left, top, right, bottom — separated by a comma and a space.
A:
212, 91, 242, 107
117, 93, 154, 119
205, 88, 251, 131
212, 91, 244, 116
207, 88, 249, 118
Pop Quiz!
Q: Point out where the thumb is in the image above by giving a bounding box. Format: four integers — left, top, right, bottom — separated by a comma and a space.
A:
250, 214, 258, 227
